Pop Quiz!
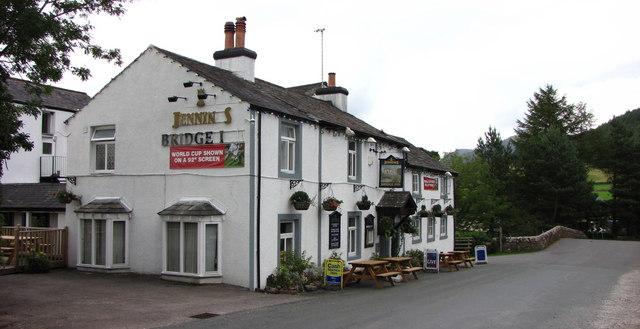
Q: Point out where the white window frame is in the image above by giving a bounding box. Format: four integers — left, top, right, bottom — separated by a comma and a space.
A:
427, 217, 435, 242
348, 217, 357, 257
91, 127, 116, 172
77, 214, 130, 270
412, 216, 422, 243
412, 173, 420, 194
441, 177, 449, 197
280, 124, 296, 174
348, 141, 357, 180
162, 220, 222, 277
42, 111, 54, 135
279, 221, 295, 256
440, 215, 448, 238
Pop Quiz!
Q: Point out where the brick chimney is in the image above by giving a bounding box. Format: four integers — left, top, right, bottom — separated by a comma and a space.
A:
314, 72, 349, 112
214, 17, 257, 82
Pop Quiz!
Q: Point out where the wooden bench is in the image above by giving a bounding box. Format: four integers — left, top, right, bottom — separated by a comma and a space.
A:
463, 257, 476, 268
375, 271, 401, 286
1, 246, 15, 266
402, 267, 423, 279
445, 259, 463, 271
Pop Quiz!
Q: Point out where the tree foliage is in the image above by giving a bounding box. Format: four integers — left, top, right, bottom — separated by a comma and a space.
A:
0, 0, 130, 178
515, 85, 594, 139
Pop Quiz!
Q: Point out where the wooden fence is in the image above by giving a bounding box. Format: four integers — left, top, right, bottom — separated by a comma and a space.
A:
1, 226, 68, 270
454, 237, 474, 251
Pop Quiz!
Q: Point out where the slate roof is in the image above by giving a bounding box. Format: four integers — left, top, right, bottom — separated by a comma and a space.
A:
4, 77, 90, 112
375, 191, 418, 215
152, 45, 450, 174
0, 183, 65, 211
157, 200, 225, 216
74, 198, 131, 214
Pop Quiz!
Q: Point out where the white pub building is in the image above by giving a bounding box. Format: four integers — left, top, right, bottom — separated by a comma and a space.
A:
64, 18, 456, 290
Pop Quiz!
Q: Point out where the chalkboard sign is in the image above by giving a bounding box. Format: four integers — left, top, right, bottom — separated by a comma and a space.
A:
329, 212, 341, 249
475, 245, 488, 264
424, 249, 439, 273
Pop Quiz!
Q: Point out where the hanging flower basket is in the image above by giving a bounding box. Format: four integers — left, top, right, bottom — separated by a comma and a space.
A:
293, 201, 311, 210
322, 197, 342, 211
289, 191, 311, 211
52, 191, 79, 204
356, 195, 373, 210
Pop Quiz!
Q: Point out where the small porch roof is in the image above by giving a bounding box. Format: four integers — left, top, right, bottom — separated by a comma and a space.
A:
375, 191, 417, 216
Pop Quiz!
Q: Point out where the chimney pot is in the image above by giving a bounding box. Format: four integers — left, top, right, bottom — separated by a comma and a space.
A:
235, 17, 247, 48
328, 72, 336, 87
224, 21, 235, 49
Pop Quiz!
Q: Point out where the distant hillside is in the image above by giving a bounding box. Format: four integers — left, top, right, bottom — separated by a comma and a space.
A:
574, 108, 640, 168
452, 136, 515, 158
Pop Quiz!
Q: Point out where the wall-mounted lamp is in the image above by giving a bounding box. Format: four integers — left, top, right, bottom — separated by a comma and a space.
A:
197, 93, 216, 100
445, 171, 452, 177
183, 81, 203, 88
345, 127, 355, 137
401, 146, 411, 153
167, 96, 187, 102
366, 137, 377, 144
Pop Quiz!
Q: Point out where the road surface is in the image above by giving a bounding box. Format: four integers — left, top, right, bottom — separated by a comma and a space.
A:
164, 238, 640, 329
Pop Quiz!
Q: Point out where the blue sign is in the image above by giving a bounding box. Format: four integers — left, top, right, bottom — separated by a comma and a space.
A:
424, 249, 439, 273
475, 245, 488, 264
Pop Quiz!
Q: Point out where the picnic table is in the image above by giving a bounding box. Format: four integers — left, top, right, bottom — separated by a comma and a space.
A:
1, 235, 40, 266
439, 252, 463, 271
344, 260, 401, 289
383, 257, 423, 280
451, 250, 475, 268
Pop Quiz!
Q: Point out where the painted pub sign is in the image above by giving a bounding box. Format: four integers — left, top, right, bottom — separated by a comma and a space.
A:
423, 177, 438, 190
379, 155, 404, 188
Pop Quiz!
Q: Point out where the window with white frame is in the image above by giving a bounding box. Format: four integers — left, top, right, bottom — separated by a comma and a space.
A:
279, 221, 295, 256
279, 123, 296, 174
412, 216, 422, 243
440, 215, 448, 238
412, 173, 420, 194
441, 177, 449, 197
348, 141, 357, 179
347, 213, 361, 260
427, 217, 435, 242
80, 218, 128, 268
364, 214, 375, 248
42, 111, 54, 135
42, 142, 53, 155
91, 127, 115, 172
165, 222, 219, 275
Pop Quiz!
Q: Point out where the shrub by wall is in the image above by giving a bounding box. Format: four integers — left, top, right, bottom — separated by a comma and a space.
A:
503, 226, 586, 252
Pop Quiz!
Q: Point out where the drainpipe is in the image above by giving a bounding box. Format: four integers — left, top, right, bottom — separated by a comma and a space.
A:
256, 110, 262, 289
317, 126, 323, 264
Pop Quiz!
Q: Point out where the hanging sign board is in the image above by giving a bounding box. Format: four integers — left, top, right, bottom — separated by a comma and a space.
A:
329, 214, 341, 249
324, 259, 344, 288
424, 249, 439, 273
379, 155, 404, 188
475, 245, 488, 264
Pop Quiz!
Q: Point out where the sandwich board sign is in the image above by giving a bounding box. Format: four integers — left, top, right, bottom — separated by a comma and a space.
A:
424, 249, 439, 273
324, 259, 344, 288
475, 245, 488, 264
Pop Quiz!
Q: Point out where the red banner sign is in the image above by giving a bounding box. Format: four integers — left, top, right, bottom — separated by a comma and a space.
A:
424, 177, 438, 190
170, 144, 227, 169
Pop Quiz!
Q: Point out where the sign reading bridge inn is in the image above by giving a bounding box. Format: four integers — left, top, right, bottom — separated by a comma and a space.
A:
162, 108, 244, 169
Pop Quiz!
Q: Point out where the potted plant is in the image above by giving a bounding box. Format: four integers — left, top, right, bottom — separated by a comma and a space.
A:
431, 204, 444, 217
356, 194, 373, 210
418, 205, 430, 217
289, 191, 311, 210
52, 190, 79, 204
378, 216, 396, 238
445, 205, 455, 215
321, 197, 342, 211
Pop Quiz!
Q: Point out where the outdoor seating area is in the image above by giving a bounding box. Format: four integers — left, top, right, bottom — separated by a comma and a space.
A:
0, 226, 67, 272
342, 250, 478, 289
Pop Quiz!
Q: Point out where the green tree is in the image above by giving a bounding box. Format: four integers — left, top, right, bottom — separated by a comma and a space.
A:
475, 126, 513, 183
515, 85, 594, 139
607, 120, 640, 237
514, 127, 595, 227
0, 0, 130, 178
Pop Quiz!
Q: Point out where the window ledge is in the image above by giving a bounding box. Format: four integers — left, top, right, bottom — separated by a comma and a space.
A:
162, 273, 223, 284
76, 265, 130, 273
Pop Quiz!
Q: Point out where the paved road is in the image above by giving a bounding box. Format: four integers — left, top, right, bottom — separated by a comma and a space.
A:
165, 239, 640, 329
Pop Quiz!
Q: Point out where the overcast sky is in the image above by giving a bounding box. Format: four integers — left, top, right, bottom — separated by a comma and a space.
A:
55, 0, 640, 154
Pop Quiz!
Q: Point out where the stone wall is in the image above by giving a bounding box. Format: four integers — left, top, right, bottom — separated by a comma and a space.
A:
503, 226, 587, 252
